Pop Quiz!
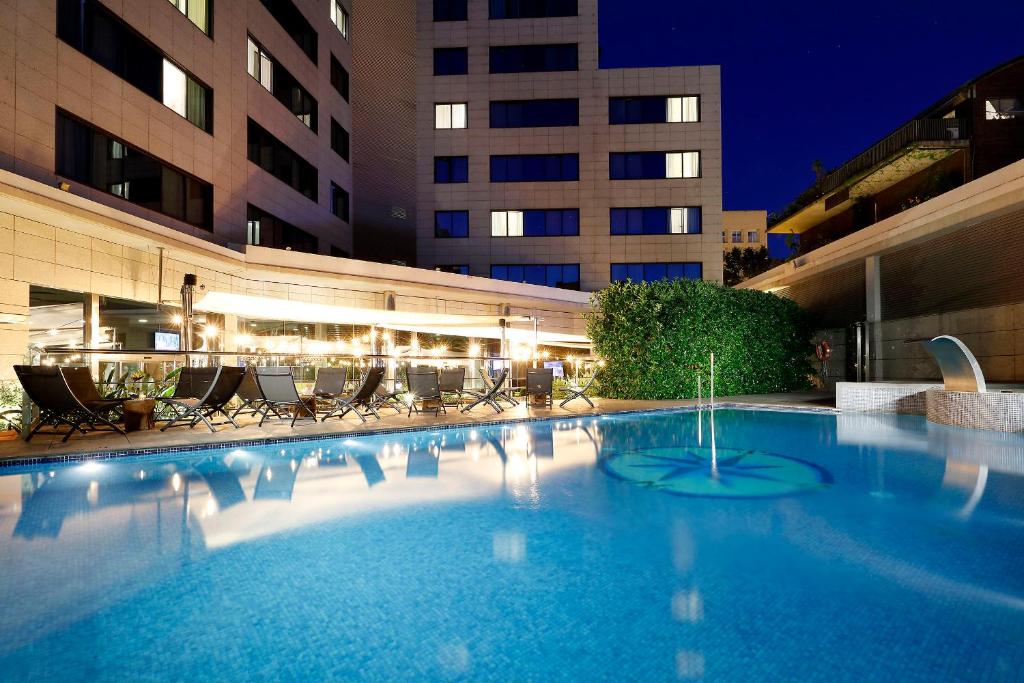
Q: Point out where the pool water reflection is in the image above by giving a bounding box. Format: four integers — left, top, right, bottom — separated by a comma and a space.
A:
1, 409, 1023, 681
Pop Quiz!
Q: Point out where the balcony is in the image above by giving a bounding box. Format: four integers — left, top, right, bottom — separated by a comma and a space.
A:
770, 118, 969, 236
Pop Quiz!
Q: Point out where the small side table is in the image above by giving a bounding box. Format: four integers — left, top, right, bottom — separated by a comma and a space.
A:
122, 398, 156, 432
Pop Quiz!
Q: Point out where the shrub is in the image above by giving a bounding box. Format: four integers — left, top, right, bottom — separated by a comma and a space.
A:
585, 279, 814, 399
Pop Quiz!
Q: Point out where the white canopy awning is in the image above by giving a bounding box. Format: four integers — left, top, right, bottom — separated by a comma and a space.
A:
193, 291, 590, 347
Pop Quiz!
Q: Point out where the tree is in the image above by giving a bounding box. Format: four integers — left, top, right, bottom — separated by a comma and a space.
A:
723, 246, 774, 286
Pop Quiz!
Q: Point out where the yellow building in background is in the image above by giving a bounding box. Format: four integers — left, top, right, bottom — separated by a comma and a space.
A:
722, 210, 768, 251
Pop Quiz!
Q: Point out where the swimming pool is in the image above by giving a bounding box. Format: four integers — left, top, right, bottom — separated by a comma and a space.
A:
1, 408, 1022, 681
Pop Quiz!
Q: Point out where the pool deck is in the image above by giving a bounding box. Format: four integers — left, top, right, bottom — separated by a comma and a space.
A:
0, 392, 835, 465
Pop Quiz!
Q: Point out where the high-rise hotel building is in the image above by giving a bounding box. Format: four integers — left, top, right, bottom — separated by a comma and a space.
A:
1, 0, 355, 256
416, 0, 723, 290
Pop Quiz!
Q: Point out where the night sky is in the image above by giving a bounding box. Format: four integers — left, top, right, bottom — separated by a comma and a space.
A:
598, 0, 1024, 214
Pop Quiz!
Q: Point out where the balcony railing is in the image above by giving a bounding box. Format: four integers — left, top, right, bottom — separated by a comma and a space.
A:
819, 118, 968, 195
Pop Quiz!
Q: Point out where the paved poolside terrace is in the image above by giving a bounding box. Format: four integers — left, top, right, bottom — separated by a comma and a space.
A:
0, 392, 835, 465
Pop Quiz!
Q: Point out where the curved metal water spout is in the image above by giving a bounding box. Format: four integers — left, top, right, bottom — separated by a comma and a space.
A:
921, 335, 987, 393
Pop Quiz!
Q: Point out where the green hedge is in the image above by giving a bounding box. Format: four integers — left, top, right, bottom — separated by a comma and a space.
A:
585, 279, 814, 399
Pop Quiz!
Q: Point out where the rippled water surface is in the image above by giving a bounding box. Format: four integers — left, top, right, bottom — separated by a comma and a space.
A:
1, 408, 1023, 681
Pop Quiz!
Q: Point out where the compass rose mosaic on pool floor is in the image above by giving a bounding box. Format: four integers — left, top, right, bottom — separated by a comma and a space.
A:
600, 446, 833, 499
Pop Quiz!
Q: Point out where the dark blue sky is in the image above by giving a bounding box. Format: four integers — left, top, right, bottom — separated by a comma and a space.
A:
598, 0, 1024, 213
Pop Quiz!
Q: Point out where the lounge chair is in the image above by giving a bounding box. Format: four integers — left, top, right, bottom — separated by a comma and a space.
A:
525, 367, 554, 409
406, 366, 445, 417
560, 372, 599, 408
232, 367, 269, 420
321, 366, 386, 422
255, 367, 317, 427
61, 366, 128, 424
478, 365, 519, 407
439, 367, 470, 406
161, 366, 245, 432
307, 366, 348, 417
14, 365, 126, 442
461, 368, 510, 413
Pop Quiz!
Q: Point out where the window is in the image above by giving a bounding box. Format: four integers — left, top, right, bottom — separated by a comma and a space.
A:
434, 47, 469, 76
331, 183, 350, 221
490, 264, 580, 290
492, 209, 579, 236
168, 0, 211, 35
731, 231, 742, 243
259, 0, 317, 64
56, 110, 213, 229
435, 103, 468, 129
490, 154, 579, 182
434, 0, 467, 21
610, 262, 702, 283
490, 0, 577, 19
610, 151, 700, 179
247, 204, 318, 253
434, 156, 469, 183
57, 0, 212, 132
435, 211, 469, 238
489, 44, 577, 73
330, 55, 349, 101
490, 99, 578, 127
436, 264, 470, 275
331, 119, 350, 161
721, 231, 726, 243
247, 36, 318, 130
610, 207, 701, 235
747, 230, 759, 243
985, 97, 1022, 120
610, 96, 699, 124
330, 0, 349, 40
247, 118, 318, 200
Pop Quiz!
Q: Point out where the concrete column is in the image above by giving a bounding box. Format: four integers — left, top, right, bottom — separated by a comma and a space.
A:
865, 256, 883, 380
82, 292, 101, 374
0, 279, 30, 380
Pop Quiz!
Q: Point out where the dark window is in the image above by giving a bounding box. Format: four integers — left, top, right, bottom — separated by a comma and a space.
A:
247, 118, 318, 201
330, 55, 349, 101
610, 207, 702, 235
57, 0, 212, 132
331, 119, 350, 161
434, 47, 469, 76
436, 264, 470, 275
56, 110, 213, 229
331, 182, 350, 221
522, 209, 579, 236
610, 152, 664, 180
434, 0, 467, 21
489, 44, 577, 73
490, 264, 580, 290
248, 35, 317, 131
609, 95, 699, 124
610, 262, 703, 283
258, 0, 317, 64
247, 204, 318, 253
490, 99, 578, 128
435, 211, 469, 238
490, 154, 578, 182
490, 0, 577, 19
434, 156, 469, 183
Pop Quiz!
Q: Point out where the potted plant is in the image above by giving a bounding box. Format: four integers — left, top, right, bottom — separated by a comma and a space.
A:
0, 380, 23, 441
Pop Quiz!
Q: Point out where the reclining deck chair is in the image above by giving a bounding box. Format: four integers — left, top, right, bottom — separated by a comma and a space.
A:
461, 368, 511, 414
161, 366, 245, 432
321, 366, 386, 422
14, 365, 126, 442
255, 367, 317, 428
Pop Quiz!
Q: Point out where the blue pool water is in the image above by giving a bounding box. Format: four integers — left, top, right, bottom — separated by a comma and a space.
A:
1, 408, 1023, 681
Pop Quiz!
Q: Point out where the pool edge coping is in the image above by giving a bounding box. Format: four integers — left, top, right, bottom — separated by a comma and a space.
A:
0, 402, 840, 469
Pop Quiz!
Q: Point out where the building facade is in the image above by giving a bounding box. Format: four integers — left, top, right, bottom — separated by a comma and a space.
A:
722, 210, 766, 252
415, 0, 723, 291
1, 0, 355, 257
